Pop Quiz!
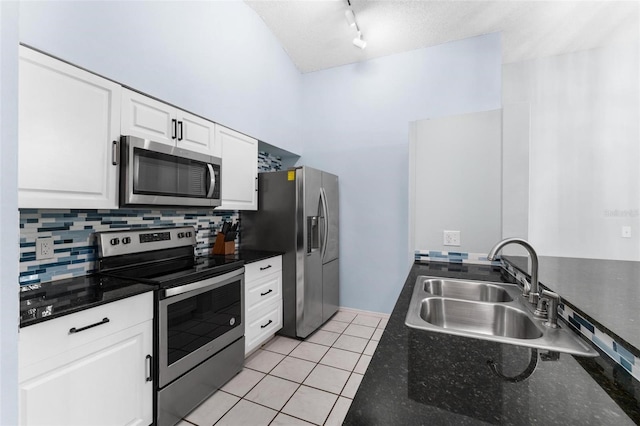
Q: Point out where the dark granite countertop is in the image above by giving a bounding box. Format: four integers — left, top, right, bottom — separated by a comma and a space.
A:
344, 261, 640, 425
227, 249, 283, 264
504, 255, 640, 352
20, 275, 156, 328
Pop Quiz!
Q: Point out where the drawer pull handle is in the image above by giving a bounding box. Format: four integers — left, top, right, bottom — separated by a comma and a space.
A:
260, 289, 273, 296
260, 320, 273, 329
145, 354, 153, 382
259, 265, 272, 271
69, 317, 110, 334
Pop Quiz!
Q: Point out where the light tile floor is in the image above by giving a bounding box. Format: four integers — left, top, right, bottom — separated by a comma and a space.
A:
179, 310, 388, 426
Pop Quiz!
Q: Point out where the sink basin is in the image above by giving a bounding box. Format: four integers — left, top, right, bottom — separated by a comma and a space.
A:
420, 277, 513, 302
405, 276, 598, 357
420, 298, 542, 339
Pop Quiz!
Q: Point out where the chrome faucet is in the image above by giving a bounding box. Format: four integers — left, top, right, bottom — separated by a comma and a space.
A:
487, 238, 540, 305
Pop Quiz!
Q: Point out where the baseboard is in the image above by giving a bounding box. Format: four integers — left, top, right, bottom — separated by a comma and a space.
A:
337, 306, 390, 319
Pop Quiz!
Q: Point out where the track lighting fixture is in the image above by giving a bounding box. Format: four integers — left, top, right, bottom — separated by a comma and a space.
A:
344, 4, 366, 49
353, 31, 367, 49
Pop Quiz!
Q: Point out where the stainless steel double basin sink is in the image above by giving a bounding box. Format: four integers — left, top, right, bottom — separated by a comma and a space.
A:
405, 276, 597, 357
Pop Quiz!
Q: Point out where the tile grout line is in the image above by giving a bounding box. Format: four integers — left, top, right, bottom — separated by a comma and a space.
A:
218, 348, 304, 425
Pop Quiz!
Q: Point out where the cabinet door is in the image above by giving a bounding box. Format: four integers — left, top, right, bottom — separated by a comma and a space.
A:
215, 126, 258, 210
121, 88, 176, 146
19, 321, 153, 426
175, 110, 216, 155
18, 46, 120, 209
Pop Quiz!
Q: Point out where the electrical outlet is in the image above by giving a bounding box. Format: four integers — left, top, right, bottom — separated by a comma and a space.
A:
622, 226, 632, 238
36, 237, 55, 260
443, 230, 461, 246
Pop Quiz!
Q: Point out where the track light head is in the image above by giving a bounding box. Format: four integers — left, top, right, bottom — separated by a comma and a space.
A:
353, 32, 367, 49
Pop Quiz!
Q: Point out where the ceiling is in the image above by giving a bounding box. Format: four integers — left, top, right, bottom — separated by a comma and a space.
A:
245, 0, 639, 74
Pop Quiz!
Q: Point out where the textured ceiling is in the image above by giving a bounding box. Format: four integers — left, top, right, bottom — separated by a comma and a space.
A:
245, 0, 639, 73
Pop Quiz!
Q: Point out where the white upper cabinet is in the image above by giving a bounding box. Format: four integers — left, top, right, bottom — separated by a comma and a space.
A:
18, 46, 121, 209
121, 88, 215, 155
176, 109, 217, 154
215, 125, 258, 211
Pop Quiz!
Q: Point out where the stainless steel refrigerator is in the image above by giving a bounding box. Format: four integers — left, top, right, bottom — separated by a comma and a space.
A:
241, 166, 339, 339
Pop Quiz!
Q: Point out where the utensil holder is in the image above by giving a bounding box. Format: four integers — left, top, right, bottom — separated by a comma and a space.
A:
212, 233, 235, 255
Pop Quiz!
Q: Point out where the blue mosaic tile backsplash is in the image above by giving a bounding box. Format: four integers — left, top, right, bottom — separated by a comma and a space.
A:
19, 209, 238, 285
258, 151, 283, 172
19, 151, 283, 286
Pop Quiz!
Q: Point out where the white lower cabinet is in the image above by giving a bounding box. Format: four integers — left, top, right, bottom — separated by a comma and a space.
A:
18, 293, 153, 426
244, 256, 283, 355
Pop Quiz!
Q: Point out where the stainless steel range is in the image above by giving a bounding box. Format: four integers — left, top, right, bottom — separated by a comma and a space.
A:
96, 226, 244, 426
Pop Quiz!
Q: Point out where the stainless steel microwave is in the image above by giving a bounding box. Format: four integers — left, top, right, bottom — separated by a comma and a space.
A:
119, 135, 221, 208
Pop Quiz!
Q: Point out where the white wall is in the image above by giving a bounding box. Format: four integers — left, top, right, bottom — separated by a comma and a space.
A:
302, 34, 502, 313
502, 102, 530, 244
0, 1, 19, 424
411, 109, 503, 254
503, 43, 640, 261
19, 0, 303, 155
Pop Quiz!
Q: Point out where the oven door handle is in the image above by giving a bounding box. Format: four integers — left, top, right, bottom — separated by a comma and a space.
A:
163, 268, 244, 297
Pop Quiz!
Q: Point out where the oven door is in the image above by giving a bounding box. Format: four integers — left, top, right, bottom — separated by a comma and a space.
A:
158, 268, 244, 388
120, 135, 221, 208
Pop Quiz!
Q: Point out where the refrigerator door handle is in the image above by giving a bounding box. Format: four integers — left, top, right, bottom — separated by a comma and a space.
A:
320, 188, 329, 261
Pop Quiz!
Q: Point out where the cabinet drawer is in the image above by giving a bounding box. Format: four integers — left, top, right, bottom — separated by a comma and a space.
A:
19, 292, 153, 367
245, 301, 282, 354
246, 272, 282, 313
245, 256, 282, 281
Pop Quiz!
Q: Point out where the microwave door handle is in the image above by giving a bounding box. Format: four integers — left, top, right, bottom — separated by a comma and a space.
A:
206, 164, 216, 198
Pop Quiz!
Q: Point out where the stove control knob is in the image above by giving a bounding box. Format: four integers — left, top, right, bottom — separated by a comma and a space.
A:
186, 232, 192, 238
122, 237, 131, 244
177, 232, 185, 238
110, 238, 120, 246
229, 317, 236, 326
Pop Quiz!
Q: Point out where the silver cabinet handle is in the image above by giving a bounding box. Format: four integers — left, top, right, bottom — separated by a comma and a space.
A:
206, 164, 215, 198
